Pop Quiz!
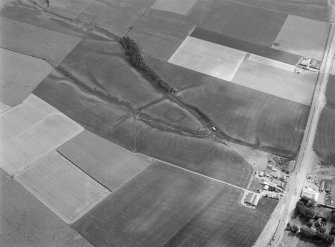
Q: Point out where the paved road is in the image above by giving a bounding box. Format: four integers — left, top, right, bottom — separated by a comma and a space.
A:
253, 14, 335, 247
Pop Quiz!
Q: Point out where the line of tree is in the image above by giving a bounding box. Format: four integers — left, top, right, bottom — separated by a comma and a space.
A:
119, 36, 176, 94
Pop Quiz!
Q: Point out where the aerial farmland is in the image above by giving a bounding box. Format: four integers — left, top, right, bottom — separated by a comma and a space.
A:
0, 1, 334, 247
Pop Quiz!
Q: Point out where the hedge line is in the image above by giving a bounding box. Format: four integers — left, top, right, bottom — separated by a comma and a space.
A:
119, 36, 176, 94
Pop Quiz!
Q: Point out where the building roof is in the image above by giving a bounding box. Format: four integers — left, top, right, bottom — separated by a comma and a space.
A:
301, 187, 319, 201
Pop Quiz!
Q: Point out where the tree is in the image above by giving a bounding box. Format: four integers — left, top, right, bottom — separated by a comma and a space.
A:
300, 226, 315, 238
291, 225, 299, 233
307, 221, 313, 227
330, 226, 335, 236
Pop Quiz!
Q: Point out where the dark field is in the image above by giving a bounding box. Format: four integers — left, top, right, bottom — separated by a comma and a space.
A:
199, 0, 287, 47
178, 80, 310, 157
34, 70, 129, 139
58, 38, 162, 110
314, 106, 335, 163
326, 74, 335, 107
73, 162, 277, 247
58, 130, 151, 191
0, 169, 93, 247
109, 117, 252, 188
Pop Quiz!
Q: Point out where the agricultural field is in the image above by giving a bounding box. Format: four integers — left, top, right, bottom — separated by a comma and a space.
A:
272, 15, 330, 61
1, 0, 333, 246
0, 48, 53, 106
314, 66, 335, 164
34, 70, 129, 140
73, 162, 278, 247
0, 16, 81, 66
232, 59, 317, 105
15, 151, 111, 224
169, 37, 247, 81
314, 106, 335, 163
108, 117, 253, 188
326, 74, 335, 107
230, 0, 331, 22
0, 170, 93, 247
58, 37, 163, 110
140, 99, 210, 134
177, 79, 310, 157
58, 130, 152, 191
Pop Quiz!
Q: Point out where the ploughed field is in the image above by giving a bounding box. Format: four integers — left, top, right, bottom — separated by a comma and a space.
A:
0, 1, 332, 247
314, 74, 335, 163
73, 162, 278, 247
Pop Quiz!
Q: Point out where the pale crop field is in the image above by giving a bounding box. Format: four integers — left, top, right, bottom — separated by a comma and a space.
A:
272, 15, 330, 60
232, 59, 318, 105
0, 95, 57, 142
169, 36, 246, 81
0, 113, 83, 176
15, 151, 111, 224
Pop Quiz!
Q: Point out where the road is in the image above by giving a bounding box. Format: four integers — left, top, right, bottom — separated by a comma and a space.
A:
253, 14, 335, 247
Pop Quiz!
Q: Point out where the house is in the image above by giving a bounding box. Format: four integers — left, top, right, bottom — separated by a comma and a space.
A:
325, 183, 332, 193
301, 187, 319, 201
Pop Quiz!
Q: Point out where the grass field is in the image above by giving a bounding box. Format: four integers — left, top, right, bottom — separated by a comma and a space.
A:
58, 130, 151, 191
0, 17, 81, 66
314, 106, 335, 163
169, 37, 246, 81
0, 113, 83, 176
58, 38, 162, 110
0, 170, 93, 247
141, 99, 210, 134
232, 59, 318, 105
178, 80, 310, 157
272, 15, 330, 60
34, 70, 129, 139
109, 117, 252, 188
15, 151, 111, 224
73, 162, 277, 247
0, 48, 53, 106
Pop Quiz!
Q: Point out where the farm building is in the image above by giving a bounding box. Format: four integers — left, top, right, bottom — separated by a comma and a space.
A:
244, 193, 260, 206
301, 187, 319, 201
